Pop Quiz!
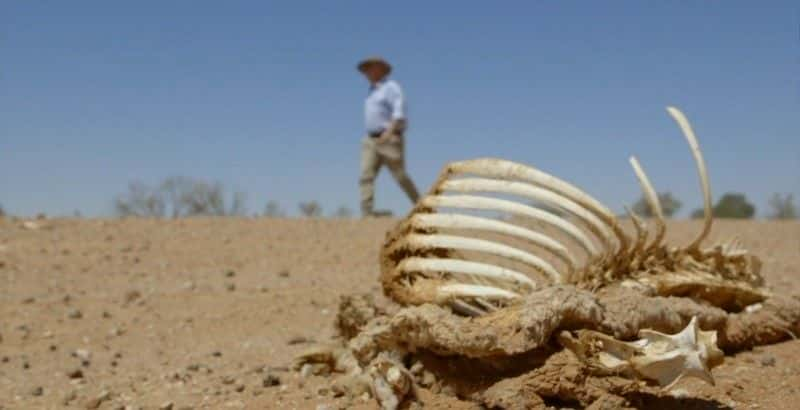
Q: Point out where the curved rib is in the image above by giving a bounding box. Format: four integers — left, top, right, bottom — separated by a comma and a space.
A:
629, 157, 666, 250
408, 213, 577, 271
439, 178, 614, 251
436, 283, 520, 302
667, 107, 713, 249
400, 234, 560, 284
420, 194, 599, 257
398, 257, 537, 288
624, 206, 649, 257
443, 159, 629, 253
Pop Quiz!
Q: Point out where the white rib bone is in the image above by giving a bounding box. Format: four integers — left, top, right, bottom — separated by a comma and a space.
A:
436, 283, 520, 302
628, 157, 666, 250
407, 213, 577, 271
401, 234, 560, 283
443, 158, 629, 253
439, 178, 614, 250
397, 257, 537, 288
667, 107, 713, 249
420, 195, 599, 257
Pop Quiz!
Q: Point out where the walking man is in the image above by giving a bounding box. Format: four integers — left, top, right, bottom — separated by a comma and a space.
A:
357, 56, 420, 217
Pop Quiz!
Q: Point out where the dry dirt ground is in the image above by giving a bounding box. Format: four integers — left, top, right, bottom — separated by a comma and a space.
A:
1, 217, 798, 409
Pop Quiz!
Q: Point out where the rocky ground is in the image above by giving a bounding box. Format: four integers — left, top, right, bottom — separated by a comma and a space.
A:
1, 217, 798, 409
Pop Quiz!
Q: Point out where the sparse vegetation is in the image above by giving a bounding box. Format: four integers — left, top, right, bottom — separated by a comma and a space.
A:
692, 192, 756, 219
768, 193, 797, 220
631, 192, 682, 218
263, 200, 286, 217
333, 206, 353, 218
114, 177, 247, 218
298, 201, 322, 217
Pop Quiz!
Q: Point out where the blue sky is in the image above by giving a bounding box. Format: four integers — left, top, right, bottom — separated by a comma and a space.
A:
1, 1, 798, 217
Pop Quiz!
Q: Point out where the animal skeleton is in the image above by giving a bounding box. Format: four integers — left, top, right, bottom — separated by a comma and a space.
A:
297, 107, 798, 409
381, 107, 766, 316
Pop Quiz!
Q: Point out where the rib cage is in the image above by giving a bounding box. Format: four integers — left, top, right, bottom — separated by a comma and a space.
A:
380, 107, 767, 315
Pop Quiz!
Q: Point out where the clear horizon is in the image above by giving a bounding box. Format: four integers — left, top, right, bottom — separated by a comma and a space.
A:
2, 1, 798, 218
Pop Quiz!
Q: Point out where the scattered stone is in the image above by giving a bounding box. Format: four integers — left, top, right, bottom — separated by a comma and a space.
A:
262, 373, 281, 387
761, 355, 776, 367
186, 364, 201, 372
211, 351, 222, 358
182, 281, 196, 291
62, 390, 77, 405
30, 386, 44, 396
73, 349, 92, 362
22, 297, 36, 304
68, 309, 83, 319
235, 384, 246, 393
124, 290, 142, 304
221, 375, 236, 385
102, 311, 113, 319
278, 269, 290, 278
158, 402, 174, 410
49, 345, 57, 352
67, 368, 84, 379
225, 283, 236, 292
288, 336, 312, 345
225, 270, 236, 278
258, 285, 269, 293
85, 390, 111, 409
1, 356, 8, 363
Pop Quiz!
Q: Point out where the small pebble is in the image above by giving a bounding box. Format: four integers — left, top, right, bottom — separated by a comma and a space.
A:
761, 355, 776, 367
67, 368, 84, 379
225, 283, 236, 292
68, 309, 83, 319
224, 270, 236, 278
278, 269, 290, 278
262, 373, 281, 387
159, 402, 174, 410
30, 386, 44, 396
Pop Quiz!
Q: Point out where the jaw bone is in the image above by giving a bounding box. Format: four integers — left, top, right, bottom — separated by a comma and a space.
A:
559, 316, 724, 388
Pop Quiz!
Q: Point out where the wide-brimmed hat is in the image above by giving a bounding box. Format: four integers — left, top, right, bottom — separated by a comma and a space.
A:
357, 56, 392, 75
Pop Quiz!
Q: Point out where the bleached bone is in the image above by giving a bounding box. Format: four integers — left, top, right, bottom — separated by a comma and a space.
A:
381, 106, 767, 315
667, 106, 713, 250
393, 234, 559, 284
438, 178, 614, 252
420, 194, 598, 257
396, 257, 537, 289
405, 213, 577, 271
628, 157, 666, 250
560, 316, 724, 388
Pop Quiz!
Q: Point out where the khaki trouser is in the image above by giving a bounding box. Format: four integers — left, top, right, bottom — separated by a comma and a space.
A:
359, 132, 420, 215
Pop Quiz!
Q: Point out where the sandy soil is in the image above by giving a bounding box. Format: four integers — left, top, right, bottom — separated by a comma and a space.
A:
1, 217, 798, 409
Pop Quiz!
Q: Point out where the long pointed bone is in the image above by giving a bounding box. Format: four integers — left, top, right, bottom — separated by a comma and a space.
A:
396, 257, 536, 289
420, 195, 599, 258
439, 159, 630, 254
628, 157, 667, 250
395, 234, 561, 284
666, 107, 713, 250
436, 283, 520, 302
406, 213, 577, 272
438, 178, 614, 252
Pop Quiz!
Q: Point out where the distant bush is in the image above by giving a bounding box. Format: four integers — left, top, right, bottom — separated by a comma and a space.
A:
298, 201, 322, 217
332, 206, 353, 218
0, 204, 4, 217
114, 177, 247, 218
690, 192, 756, 219
631, 192, 682, 218
263, 200, 285, 217
767, 193, 797, 220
